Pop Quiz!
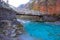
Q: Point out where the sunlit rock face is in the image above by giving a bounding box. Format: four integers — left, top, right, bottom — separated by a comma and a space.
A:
26, 0, 60, 15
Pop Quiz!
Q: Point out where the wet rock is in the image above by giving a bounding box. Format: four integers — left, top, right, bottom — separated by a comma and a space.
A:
0, 20, 24, 40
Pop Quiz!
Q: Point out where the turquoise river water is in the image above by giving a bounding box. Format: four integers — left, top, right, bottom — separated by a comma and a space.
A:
22, 21, 60, 40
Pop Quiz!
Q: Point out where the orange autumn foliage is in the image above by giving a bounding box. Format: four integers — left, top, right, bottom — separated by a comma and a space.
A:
56, 0, 60, 14
32, 0, 60, 15
47, 0, 60, 15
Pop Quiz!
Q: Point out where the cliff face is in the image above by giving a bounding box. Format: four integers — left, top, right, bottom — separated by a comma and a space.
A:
0, 8, 16, 20
28, 0, 60, 15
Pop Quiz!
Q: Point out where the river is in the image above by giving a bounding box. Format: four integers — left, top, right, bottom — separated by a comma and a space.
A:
17, 19, 60, 40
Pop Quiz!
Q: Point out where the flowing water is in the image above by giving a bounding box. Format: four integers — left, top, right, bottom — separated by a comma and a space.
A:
21, 21, 60, 40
